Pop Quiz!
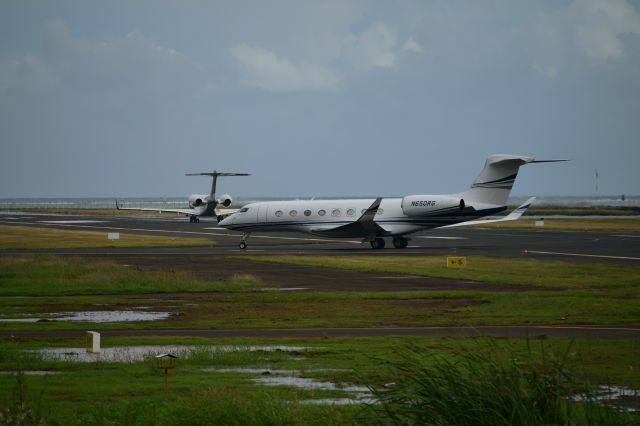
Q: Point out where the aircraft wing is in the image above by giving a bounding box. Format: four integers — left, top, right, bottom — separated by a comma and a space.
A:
441, 197, 536, 228
311, 198, 387, 238
115, 200, 195, 216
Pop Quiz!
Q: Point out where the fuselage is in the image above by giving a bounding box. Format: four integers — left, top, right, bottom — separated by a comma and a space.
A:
219, 198, 506, 237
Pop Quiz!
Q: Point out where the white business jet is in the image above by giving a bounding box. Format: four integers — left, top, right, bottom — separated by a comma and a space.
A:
116, 171, 250, 222
219, 155, 566, 249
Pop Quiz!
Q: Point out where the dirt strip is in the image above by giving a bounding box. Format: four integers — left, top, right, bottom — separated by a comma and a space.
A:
2, 325, 639, 340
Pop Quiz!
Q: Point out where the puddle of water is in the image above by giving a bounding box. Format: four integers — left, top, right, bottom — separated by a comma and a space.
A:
36, 345, 309, 363
572, 385, 639, 413
0, 371, 61, 376
0, 311, 171, 323
254, 376, 374, 405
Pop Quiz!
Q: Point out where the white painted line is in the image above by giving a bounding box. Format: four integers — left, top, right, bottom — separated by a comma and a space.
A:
1, 220, 362, 245
525, 250, 640, 261
416, 236, 467, 240
611, 234, 640, 238
40, 220, 107, 224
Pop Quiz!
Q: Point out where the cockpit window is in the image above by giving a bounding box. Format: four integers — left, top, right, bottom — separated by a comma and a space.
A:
239, 207, 249, 213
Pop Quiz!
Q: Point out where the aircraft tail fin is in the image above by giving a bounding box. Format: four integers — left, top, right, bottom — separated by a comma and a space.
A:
459, 155, 567, 206
185, 171, 250, 198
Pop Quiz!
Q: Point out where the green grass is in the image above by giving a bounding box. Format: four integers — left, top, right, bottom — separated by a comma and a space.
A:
0, 336, 638, 425
246, 255, 640, 290
1, 256, 639, 330
0, 225, 212, 249
0, 256, 260, 296
479, 218, 640, 232
525, 206, 640, 216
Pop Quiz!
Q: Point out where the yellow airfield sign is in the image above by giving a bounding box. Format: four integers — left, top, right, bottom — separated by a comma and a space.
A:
447, 256, 467, 268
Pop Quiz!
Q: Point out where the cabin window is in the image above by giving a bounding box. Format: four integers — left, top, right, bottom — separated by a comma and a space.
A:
318, 209, 326, 216
361, 209, 367, 215
239, 207, 249, 213
289, 210, 297, 217
275, 210, 283, 217
304, 210, 312, 216
346, 208, 355, 217
376, 208, 384, 216
332, 208, 341, 217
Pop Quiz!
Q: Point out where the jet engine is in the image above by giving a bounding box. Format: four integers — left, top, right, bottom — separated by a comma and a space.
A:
401, 195, 465, 217
188, 194, 209, 208
217, 194, 233, 208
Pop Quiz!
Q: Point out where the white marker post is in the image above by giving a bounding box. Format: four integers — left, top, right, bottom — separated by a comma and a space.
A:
107, 232, 120, 240
86, 331, 101, 354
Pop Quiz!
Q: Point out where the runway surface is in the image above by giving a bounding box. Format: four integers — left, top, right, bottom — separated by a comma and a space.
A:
1, 212, 639, 265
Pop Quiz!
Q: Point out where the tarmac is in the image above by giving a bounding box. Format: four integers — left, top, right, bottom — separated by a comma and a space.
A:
1, 212, 639, 265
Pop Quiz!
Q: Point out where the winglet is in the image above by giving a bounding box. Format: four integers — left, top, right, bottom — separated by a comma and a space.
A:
357, 197, 382, 224
502, 196, 536, 221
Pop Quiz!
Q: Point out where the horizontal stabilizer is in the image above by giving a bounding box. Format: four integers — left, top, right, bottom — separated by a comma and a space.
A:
529, 159, 570, 163
186, 172, 250, 177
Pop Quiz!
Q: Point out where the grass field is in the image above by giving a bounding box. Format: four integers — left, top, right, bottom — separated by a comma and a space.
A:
1, 253, 638, 424
0, 225, 212, 249
0, 336, 638, 425
1, 255, 639, 329
479, 217, 640, 232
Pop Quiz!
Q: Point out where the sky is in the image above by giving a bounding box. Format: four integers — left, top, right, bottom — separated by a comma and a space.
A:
0, 0, 639, 199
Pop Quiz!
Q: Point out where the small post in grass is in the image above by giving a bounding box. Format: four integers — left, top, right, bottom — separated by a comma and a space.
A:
85, 331, 101, 354
156, 353, 178, 395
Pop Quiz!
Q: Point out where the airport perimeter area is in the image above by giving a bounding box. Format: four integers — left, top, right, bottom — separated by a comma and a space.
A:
1, 211, 639, 424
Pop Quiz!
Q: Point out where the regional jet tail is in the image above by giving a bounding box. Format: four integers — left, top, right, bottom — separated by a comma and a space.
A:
116, 171, 250, 222
219, 154, 567, 249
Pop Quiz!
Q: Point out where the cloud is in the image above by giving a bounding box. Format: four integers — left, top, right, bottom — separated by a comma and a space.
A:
343, 22, 398, 68
533, 0, 640, 65
402, 37, 423, 54
570, 0, 640, 60
230, 21, 405, 91
531, 62, 558, 79
231, 44, 340, 91
0, 20, 207, 102
0, 53, 56, 94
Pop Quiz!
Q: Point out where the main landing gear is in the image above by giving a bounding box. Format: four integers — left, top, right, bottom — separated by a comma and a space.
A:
370, 238, 386, 249
369, 237, 409, 249
392, 236, 409, 249
239, 232, 251, 250
189, 215, 200, 223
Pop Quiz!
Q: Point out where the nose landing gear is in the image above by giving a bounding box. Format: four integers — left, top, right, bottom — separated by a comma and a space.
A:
239, 232, 251, 250
189, 215, 200, 223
